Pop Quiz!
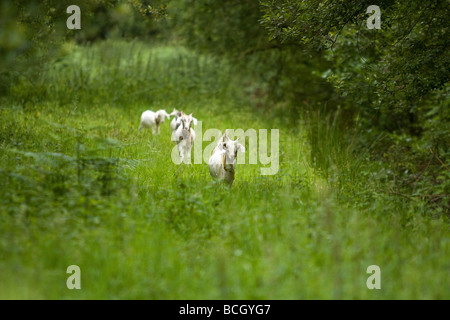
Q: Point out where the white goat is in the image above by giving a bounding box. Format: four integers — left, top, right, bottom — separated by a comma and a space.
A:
209, 130, 245, 186
170, 109, 183, 141
170, 109, 198, 141
175, 112, 197, 163
139, 109, 170, 134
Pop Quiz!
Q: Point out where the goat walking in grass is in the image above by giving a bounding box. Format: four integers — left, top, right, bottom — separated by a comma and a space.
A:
139, 109, 170, 134
174, 112, 197, 163
209, 130, 245, 186
170, 109, 197, 141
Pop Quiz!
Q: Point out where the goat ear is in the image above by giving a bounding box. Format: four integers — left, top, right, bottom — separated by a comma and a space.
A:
223, 131, 230, 142
192, 117, 198, 125
237, 143, 245, 153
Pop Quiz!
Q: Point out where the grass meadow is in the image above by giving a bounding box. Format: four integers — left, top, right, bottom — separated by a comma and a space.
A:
0, 40, 448, 299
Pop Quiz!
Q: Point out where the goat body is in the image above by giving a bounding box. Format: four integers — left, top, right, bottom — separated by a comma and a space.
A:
139, 109, 170, 134
175, 112, 196, 163
209, 130, 245, 186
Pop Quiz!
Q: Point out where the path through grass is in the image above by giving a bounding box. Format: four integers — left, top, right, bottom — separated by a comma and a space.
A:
0, 40, 448, 299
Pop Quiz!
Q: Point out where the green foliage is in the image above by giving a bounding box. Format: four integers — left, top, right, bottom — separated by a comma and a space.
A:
1, 41, 449, 299
0, 0, 167, 101
167, 0, 266, 57
260, 0, 449, 125
35, 41, 235, 106
1, 0, 449, 299
259, 0, 449, 214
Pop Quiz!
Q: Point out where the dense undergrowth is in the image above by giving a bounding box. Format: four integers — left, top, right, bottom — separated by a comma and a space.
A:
0, 40, 448, 299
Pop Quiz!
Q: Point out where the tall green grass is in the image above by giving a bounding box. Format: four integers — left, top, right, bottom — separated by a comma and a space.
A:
0, 40, 448, 299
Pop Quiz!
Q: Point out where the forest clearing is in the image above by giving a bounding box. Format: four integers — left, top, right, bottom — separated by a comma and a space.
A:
0, 1, 448, 299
